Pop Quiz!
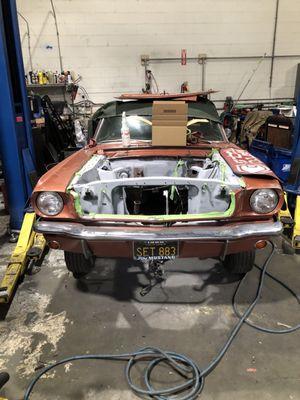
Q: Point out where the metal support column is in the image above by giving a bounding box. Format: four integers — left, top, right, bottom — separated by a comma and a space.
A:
286, 93, 300, 194
0, 0, 36, 230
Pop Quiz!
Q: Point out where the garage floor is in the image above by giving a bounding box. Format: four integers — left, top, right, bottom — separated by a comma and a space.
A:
0, 208, 300, 399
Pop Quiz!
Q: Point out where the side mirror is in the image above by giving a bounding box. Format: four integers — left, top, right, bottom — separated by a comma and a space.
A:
225, 128, 232, 139
86, 138, 97, 148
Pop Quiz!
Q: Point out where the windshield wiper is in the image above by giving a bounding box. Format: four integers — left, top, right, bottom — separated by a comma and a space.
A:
196, 138, 214, 143
187, 132, 215, 144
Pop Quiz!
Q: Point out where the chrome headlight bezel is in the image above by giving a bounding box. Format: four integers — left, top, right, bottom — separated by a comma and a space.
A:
36, 191, 64, 216
250, 189, 279, 214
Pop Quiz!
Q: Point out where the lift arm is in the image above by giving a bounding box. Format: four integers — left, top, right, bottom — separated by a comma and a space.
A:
292, 196, 300, 251
0, 213, 46, 309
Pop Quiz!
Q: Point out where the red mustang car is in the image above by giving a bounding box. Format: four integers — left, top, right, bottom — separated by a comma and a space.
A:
32, 93, 283, 279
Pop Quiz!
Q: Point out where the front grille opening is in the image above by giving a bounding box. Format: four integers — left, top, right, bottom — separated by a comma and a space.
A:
125, 186, 189, 215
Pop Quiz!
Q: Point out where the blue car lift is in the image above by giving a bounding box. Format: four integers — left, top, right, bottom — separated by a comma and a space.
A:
0, 0, 46, 326
250, 97, 300, 252
0, 0, 36, 231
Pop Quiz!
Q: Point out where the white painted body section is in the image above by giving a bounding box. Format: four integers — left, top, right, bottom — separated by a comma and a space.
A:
69, 152, 242, 217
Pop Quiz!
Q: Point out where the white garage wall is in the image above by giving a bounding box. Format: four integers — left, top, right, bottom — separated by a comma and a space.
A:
17, 0, 300, 104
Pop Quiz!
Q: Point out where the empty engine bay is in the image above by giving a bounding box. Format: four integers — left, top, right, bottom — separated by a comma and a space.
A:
69, 152, 242, 217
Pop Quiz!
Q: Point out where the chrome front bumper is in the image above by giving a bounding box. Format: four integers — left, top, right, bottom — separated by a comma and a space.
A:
34, 220, 282, 241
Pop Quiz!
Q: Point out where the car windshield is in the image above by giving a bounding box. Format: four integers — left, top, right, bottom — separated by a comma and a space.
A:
95, 115, 224, 143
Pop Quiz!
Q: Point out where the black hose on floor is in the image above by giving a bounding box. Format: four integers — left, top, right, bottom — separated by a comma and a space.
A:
23, 241, 300, 400
233, 262, 300, 334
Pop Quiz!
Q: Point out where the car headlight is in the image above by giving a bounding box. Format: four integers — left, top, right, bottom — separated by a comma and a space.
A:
250, 189, 279, 214
36, 192, 64, 216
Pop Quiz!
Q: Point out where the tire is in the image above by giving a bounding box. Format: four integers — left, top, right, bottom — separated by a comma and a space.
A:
64, 251, 94, 279
223, 250, 255, 275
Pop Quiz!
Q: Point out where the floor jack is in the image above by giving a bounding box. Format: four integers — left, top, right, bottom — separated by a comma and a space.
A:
140, 260, 166, 296
0, 212, 47, 320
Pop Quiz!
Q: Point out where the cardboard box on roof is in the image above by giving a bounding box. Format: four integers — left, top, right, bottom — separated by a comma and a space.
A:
152, 101, 187, 146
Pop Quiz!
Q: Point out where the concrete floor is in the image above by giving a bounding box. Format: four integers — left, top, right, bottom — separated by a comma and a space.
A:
0, 204, 300, 399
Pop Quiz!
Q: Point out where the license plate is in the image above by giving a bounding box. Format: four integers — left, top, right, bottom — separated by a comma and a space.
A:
133, 240, 178, 260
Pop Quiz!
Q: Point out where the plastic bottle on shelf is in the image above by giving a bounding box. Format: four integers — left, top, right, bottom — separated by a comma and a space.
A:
67, 71, 72, 84
47, 70, 54, 84
38, 70, 43, 85
121, 111, 131, 147
58, 72, 65, 83
42, 72, 48, 84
